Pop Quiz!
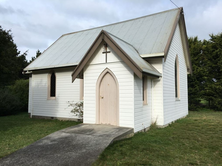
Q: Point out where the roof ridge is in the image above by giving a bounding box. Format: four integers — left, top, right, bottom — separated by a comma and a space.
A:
104, 31, 140, 55
24, 7, 185, 72
62, 7, 181, 37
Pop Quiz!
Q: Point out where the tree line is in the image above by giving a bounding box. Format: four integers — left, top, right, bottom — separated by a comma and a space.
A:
188, 33, 222, 110
0, 26, 40, 115
0, 25, 222, 115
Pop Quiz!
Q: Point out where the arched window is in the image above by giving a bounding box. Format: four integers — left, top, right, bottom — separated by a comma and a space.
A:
142, 76, 147, 105
50, 72, 56, 97
175, 55, 180, 98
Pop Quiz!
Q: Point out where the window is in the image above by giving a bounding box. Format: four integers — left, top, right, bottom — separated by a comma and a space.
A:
175, 55, 180, 99
49, 72, 56, 98
142, 76, 147, 105
80, 79, 84, 100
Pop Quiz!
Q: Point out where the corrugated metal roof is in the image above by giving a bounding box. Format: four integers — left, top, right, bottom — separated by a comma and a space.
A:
25, 8, 180, 71
107, 32, 161, 77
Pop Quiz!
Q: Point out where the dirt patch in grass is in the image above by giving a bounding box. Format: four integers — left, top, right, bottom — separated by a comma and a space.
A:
94, 110, 222, 165
0, 113, 80, 158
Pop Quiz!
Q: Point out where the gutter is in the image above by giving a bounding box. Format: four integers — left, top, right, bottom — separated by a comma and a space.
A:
140, 52, 164, 58
22, 71, 33, 75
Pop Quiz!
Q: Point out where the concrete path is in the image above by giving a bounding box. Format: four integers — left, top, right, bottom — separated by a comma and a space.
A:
0, 124, 133, 166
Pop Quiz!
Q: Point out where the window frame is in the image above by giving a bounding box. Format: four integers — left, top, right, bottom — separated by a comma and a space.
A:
80, 78, 84, 100
48, 72, 56, 99
142, 76, 147, 105
175, 55, 180, 99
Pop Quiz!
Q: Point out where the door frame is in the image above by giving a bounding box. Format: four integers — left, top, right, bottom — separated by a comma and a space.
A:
96, 68, 119, 125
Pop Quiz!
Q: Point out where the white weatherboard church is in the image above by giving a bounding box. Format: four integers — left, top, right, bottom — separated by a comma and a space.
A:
24, 8, 192, 132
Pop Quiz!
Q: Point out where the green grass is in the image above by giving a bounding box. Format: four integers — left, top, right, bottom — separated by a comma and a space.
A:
0, 113, 80, 158
94, 110, 222, 166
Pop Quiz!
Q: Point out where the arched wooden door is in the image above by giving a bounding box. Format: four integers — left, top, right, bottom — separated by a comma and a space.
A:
98, 70, 118, 125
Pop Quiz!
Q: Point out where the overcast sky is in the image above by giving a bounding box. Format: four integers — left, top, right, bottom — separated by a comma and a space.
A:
0, 0, 222, 61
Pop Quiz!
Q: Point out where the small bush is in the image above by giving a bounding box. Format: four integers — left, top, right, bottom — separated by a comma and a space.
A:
68, 101, 83, 119
189, 98, 201, 111
0, 88, 21, 116
210, 99, 222, 111
9, 79, 29, 111
0, 79, 29, 116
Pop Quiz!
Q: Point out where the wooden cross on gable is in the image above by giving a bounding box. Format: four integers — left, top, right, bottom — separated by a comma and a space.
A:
102, 43, 111, 63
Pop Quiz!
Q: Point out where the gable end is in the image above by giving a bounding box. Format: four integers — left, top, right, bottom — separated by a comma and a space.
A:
163, 7, 192, 74
72, 30, 147, 82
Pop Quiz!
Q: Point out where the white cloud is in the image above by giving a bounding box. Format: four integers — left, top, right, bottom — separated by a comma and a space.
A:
185, 0, 222, 39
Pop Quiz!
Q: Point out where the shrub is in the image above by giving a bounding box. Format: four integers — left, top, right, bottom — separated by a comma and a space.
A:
0, 88, 21, 116
68, 101, 83, 119
9, 79, 29, 112
0, 79, 29, 116
188, 98, 201, 111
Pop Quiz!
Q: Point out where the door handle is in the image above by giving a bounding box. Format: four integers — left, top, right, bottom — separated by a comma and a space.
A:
100, 96, 104, 99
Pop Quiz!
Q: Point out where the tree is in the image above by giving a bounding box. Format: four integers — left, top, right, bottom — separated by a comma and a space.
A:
203, 33, 222, 110
0, 26, 28, 87
188, 37, 206, 110
188, 33, 222, 111
29, 49, 41, 63
17, 51, 29, 80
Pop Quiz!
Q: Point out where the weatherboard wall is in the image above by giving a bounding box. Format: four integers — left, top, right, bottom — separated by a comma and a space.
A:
30, 69, 80, 119
163, 24, 188, 125
83, 43, 135, 128
134, 75, 152, 132
147, 58, 164, 125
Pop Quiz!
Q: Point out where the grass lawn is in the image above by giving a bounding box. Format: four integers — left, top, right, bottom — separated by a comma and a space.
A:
0, 113, 80, 158
94, 109, 222, 165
